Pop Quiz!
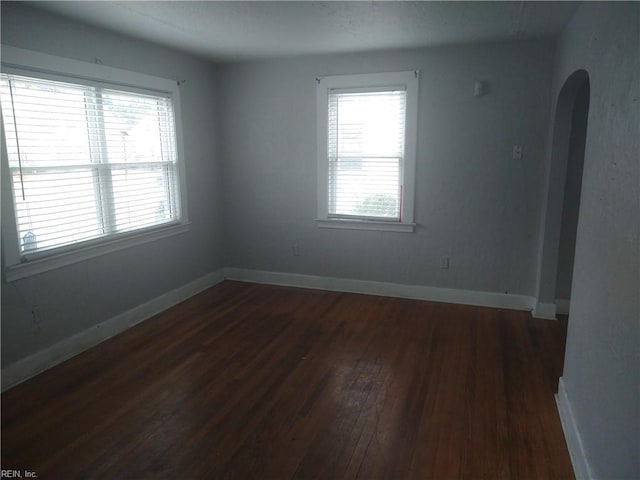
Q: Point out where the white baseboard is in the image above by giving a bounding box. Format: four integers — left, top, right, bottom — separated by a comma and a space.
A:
556, 377, 594, 480
556, 298, 570, 315
1, 270, 225, 392
223, 268, 535, 312
1, 267, 551, 391
532, 301, 557, 320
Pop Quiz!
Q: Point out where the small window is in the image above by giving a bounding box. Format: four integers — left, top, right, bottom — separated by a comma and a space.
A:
1, 47, 188, 280
317, 71, 418, 232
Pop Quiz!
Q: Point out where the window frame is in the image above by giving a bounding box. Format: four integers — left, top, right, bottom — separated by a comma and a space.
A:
1, 46, 189, 281
316, 70, 419, 233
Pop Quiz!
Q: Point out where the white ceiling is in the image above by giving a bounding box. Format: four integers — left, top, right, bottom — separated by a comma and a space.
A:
31, 1, 580, 62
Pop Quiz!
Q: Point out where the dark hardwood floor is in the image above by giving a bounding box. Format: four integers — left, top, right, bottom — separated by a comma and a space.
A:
1, 281, 574, 479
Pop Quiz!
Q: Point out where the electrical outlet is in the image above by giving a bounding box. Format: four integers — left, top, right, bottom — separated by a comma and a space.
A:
440, 256, 450, 269
32, 306, 41, 324
291, 243, 300, 257
512, 145, 523, 160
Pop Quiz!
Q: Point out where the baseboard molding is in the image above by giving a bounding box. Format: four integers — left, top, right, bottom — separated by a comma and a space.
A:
532, 301, 557, 320
556, 377, 594, 480
1, 268, 548, 391
223, 268, 535, 312
1, 270, 225, 392
556, 298, 570, 315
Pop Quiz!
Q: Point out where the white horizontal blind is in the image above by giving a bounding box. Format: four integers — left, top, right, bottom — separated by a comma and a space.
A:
328, 88, 406, 220
0, 73, 180, 256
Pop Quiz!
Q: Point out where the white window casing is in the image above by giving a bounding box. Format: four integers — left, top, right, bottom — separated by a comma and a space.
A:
316, 70, 419, 232
1, 46, 189, 281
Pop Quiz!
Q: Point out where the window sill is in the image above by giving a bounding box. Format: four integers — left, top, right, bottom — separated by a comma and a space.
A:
316, 218, 416, 233
4, 222, 190, 282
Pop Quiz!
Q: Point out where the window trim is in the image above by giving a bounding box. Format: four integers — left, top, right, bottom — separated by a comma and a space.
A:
316, 70, 419, 233
1, 46, 189, 281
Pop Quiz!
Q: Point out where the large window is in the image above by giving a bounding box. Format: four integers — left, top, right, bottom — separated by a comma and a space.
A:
1, 47, 187, 280
317, 71, 419, 232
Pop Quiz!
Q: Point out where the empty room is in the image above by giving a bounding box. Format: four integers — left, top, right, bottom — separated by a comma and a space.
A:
1, 1, 637, 479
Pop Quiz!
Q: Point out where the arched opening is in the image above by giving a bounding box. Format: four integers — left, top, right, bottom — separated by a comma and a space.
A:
534, 70, 590, 320
555, 81, 589, 311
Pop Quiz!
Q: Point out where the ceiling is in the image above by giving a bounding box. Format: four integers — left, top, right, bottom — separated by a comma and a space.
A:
30, 1, 580, 62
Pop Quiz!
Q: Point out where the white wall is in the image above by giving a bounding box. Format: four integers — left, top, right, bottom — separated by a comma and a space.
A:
553, 3, 639, 478
1, 3, 224, 366
218, 40, 554, 296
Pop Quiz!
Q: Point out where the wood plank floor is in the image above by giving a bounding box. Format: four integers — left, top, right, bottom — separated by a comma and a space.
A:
2, 281, 574, 479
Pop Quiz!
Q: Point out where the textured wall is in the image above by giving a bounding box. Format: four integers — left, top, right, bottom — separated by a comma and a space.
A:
1, 3, 223, 366
218, 40, 553, 295
553, 3, 639, 478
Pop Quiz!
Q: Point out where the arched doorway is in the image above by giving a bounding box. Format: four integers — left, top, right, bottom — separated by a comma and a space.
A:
533, 70, 590, 319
